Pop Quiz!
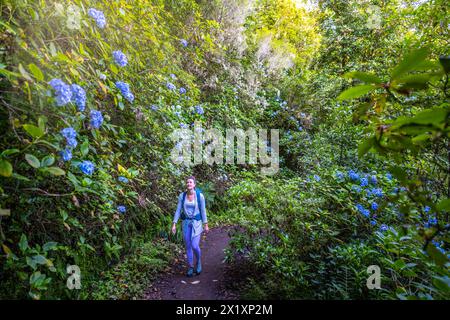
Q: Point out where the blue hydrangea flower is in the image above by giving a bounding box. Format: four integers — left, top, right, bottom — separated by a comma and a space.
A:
370, 175, 377, 185
424, 206, 431, 213
88, 8, 106, 28
386, 173, 392, 180
352, 185, 362, 193
166, 82, 176, 91
371, 188, 383, 198
335, 171, 344, 180
117, 205, 126, 213
179, 87, 186, 94
170, 73, 177, 79
79, 160, 95, 175
179, 123, 188, 129
362, 209, 370, 218
298, 126, 303, 131
360, 177, 369, 187
180, 39, 188, 47
112, 50, 128, 67
61, 127, 77, 140
115, 81, 134, 102
99, 73, 107, 80
425, 216, 438, 228
118, 176, 129, 183
66, 138, 77, 148
71, 84, 86, 112
370, 220, 377, 226
348, 170, 359, 181
60, 149, 72, 162
49, 78, 72, 106
90, 110, 103, 129
151, 105, 159, 111
313, 175, 321, 182
380, 224, 389, 232
371, 202, 378, 211
195, 105, 204, 115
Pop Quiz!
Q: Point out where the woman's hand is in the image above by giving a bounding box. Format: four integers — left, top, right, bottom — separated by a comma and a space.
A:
204, 223, 209, 233
171, 223, 176, 235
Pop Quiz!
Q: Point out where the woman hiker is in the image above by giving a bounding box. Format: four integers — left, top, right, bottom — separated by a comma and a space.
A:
171, 176, 209, 277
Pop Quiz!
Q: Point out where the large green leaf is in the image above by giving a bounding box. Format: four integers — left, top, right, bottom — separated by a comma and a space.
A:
23, 124, 44, 138
44, 167, 66, 176
358, 136, 375, 157
344, 71, 382, 84
426, 242, 449, 267
0, 159, 13, 177
391, 47, 429, 80
19, 234, 28, 252
437, 198, 450, 211
337, 85, 378, 101
18, 63, 32, 81
25, 154, 40, 168
40, 155, 55, 167
43, 242, 58, 252
439, 55, 450, 73
1, 149, 20, 157
28, 63, 44, 81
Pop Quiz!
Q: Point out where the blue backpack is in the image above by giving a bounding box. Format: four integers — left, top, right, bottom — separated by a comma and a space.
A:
181, 188, 205, 221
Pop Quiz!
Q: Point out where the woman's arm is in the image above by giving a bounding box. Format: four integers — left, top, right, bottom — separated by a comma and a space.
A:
200, 193, 207, 224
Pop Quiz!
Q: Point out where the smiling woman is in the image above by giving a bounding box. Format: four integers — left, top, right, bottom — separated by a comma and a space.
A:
172, 176, 208, 277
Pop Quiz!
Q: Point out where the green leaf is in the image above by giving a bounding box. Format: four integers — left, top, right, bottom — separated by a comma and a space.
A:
40, 155, 55, 167
358, 136, 375, 157
337, 85, 378, 101
426, 242, 449, 267
344, 71, 382, 84
67, 172, 79, 186
80, 140, 89, 157
25, 154, 40, 168
18, 63, 32, 81
1, 149, 20, 157
44, 167, 66, 176
23, 124, 44, 138
0, 159, 13, 177
31, 255, 48, 266
392, 74, 432, 90
437, 198, 450, 211
38, 116, 47, 132
28, 63, 44, 81
439, 56, 450, 74
12, 173, 31, 182
19, 234, 28, 252
433, 276, 450, 293
391, 47, 429, 80
43, 242, 58, 252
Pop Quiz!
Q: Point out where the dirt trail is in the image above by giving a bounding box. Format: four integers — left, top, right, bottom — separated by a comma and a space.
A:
144, 226, 239, 300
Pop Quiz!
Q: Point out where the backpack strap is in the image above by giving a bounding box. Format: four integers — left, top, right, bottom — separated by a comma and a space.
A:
196, 189, 203, 218
181, 191, 187, 220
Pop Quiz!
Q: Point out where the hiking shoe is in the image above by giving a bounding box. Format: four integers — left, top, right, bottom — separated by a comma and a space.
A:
195, 262, 202, 275
186, 267, 194, 277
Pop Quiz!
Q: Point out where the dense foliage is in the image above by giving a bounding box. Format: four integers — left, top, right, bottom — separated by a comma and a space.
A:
1, 0, 449, 299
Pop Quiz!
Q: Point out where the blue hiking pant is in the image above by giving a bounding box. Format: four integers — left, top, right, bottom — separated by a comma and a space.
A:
183, 221, 201, 268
